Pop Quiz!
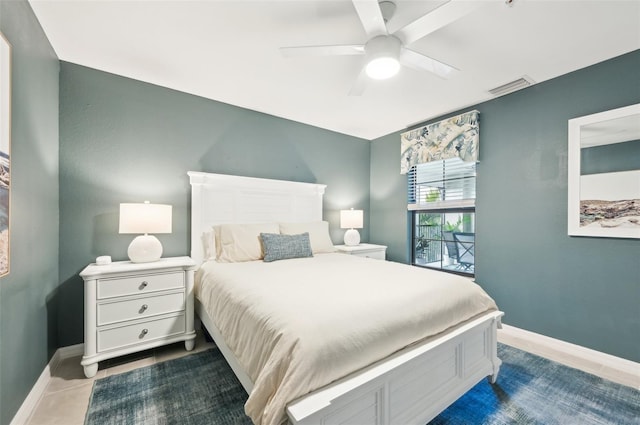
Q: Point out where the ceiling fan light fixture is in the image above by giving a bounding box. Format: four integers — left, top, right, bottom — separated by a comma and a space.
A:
366, 57, 400, 80
364, 35, 402, 80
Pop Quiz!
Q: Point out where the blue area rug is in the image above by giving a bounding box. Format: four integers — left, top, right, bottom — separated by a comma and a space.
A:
85, 344, 640, 425
431, 344, 639, 425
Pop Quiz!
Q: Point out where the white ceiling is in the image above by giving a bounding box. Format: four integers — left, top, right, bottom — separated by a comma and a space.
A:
29, 0, 640, 140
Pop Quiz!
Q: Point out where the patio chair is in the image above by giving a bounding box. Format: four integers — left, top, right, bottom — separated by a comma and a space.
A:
443, 231, 458, 264
453, 232, 475, 271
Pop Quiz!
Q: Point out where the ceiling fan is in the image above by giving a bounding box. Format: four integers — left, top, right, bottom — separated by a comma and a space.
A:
280, 0, 484, 95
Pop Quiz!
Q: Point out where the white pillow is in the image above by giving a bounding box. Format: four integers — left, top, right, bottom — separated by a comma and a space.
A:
214, 223, 279, 263
201, 230, 217, 261
279, 221, 335, 254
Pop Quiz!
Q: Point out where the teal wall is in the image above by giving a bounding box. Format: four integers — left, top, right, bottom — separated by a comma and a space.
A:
370, 50, 640, 362
0, 1, 60, 423
58, 62, 370, 346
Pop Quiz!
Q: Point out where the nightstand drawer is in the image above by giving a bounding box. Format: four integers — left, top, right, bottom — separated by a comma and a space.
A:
97, 272, 184, 299
97, 292, 185, 326
353, 250, 386, 260
97, 314, 186, 352
334, 244, 387, 260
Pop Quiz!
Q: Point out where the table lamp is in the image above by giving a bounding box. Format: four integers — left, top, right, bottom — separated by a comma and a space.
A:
340, 208, 363, 246
119, 201, 172, 263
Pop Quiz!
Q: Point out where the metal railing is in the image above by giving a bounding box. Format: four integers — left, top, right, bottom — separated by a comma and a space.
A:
414, 225, 442, 263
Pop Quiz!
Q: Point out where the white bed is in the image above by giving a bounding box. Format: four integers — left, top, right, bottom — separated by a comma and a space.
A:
188, 171, 504, 425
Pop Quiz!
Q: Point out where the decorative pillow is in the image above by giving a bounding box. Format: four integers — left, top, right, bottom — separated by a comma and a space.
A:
260, 232, 313, 262
214, 223, 279, 263
279, 221, 335, 254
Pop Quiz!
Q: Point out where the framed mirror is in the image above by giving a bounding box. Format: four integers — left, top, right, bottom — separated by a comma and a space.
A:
568, 103, 640, 238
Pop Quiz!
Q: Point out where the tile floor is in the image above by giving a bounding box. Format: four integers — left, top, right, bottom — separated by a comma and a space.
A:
20, 329, 637, 425
24, 330, 216, 425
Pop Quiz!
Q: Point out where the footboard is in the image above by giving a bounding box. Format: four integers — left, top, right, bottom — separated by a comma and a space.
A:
286, 311, 503, 425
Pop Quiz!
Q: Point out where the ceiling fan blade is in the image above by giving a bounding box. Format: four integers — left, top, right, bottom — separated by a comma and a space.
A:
280, 44, 365, 58
352, 0, 388, 37
349, 67, 369, 96
400, 48, 460, 79
394, 0, 484, 46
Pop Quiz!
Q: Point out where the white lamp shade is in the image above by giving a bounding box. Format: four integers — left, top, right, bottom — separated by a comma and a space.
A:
119, 202, 171, 263
119, 203, 172, 234
340, 209, 363, 229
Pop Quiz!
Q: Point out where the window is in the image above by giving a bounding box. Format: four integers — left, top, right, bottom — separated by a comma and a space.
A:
412, 211, 476, 274
409, 158, 476, 275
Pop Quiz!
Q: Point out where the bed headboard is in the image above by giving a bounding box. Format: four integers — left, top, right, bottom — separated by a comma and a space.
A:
188, 171, 327, 265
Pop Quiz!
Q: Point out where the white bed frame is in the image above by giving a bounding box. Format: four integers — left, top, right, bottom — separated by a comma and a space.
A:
188, 171, 503, 425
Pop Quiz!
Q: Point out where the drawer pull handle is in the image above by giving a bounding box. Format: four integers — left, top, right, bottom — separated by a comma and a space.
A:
139, 329, 149, 339
139, 304, 148, 314
139, 281, 148, 290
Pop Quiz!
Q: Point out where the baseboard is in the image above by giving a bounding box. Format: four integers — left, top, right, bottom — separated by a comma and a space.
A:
499, 324, 639, 389
10, 343, 84, 425
57, 343, 85, 359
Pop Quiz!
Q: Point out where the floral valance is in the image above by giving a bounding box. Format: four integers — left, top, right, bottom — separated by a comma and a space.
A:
400, 110, 479, 174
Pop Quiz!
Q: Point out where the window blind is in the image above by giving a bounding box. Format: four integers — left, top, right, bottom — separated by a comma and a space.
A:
408, 158, 476, 210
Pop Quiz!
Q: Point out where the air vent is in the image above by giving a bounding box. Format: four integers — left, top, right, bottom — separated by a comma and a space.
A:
488, 76, 535, 97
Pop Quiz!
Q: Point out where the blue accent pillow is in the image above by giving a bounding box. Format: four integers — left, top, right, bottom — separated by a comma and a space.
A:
260, 232, 313, 262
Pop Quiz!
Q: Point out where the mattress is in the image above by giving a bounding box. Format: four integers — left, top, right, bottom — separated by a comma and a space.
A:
195, 253, 497, 425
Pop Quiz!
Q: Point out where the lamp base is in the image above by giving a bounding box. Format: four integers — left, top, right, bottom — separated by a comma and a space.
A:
343, 229, 361, 246
128, 234, 163, 263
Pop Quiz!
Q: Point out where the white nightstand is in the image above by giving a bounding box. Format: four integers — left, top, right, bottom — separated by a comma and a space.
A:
79, 256, 197, 378
334, 243, 387, 260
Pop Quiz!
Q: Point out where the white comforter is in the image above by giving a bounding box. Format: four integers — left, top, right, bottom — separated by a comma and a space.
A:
196, 253, 497, 425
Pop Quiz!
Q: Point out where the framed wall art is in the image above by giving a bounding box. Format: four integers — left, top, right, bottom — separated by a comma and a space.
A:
0, 32, 11, 276
567, 103, 640, 239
